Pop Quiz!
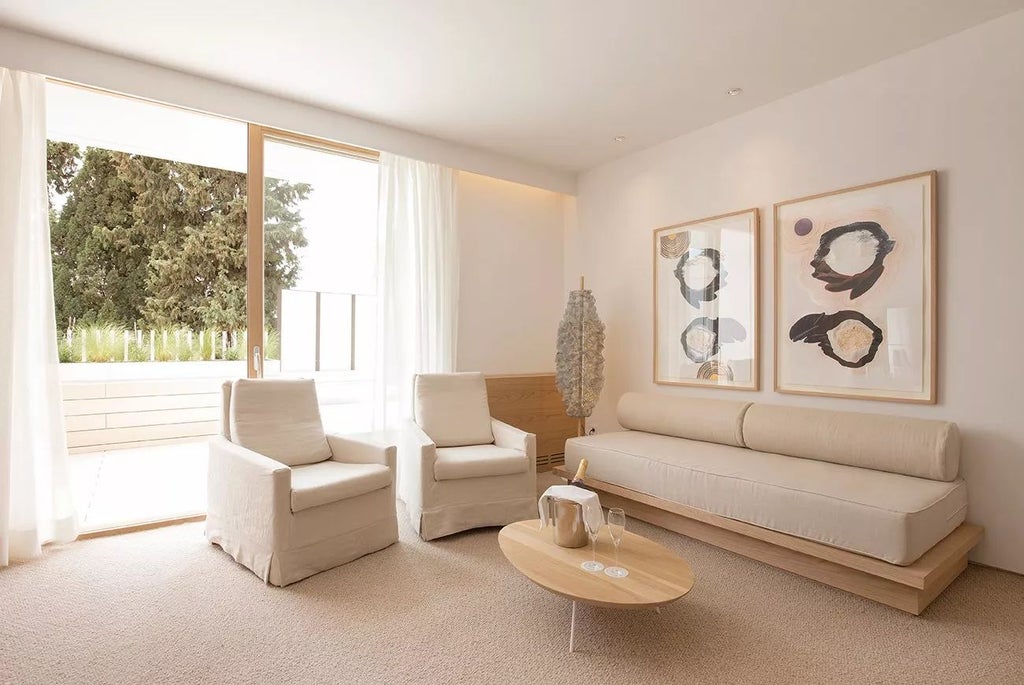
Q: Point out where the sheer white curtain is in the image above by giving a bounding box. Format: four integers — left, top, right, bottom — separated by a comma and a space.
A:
373, 153, 458, 429
0, 68, 78, 566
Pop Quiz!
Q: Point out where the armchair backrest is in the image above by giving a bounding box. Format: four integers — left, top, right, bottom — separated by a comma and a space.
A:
414, 372, 495, 447
223, 378, 332, 467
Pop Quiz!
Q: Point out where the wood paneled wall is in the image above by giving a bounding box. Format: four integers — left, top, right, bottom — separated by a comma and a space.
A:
485, 373, 575, 464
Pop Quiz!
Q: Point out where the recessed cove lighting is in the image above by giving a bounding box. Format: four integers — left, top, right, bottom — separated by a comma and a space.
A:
614, 135, 627, 142
727, 87, 743, 96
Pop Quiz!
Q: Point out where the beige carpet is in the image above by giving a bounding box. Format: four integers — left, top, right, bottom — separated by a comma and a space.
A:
2, 495, 1023, 684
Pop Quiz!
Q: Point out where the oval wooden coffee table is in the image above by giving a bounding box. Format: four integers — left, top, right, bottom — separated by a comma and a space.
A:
498, 519, 695, 652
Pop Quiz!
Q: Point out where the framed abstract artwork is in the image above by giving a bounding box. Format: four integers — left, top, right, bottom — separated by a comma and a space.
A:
653, 208, 759, 390
774, 171, 936, 403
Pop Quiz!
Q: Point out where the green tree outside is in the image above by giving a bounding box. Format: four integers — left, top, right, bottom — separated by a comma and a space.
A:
47, 143, 310, 335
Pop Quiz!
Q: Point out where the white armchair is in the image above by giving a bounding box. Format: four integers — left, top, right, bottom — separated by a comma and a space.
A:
400, 372, 537, 540
207, 378, 398, 586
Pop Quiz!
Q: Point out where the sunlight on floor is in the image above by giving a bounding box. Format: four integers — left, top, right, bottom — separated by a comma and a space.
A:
70, 442, 208, 532
67, 403, 373, 533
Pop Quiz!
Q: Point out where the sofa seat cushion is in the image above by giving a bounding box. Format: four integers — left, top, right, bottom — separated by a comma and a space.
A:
290, 461, 392, 513
565, 432, 967, 565
434, 445, 528, 481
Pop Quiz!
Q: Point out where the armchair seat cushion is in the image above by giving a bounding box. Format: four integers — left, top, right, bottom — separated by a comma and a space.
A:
290, 461, 392, 513
433, 445, 529, 481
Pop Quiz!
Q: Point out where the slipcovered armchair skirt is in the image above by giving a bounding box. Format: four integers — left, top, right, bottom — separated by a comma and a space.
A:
400, 373, 537, 540
207, 379, 399, 586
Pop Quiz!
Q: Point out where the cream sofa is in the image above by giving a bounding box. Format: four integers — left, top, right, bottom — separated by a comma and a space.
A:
207, 379, 399, 586
566, 393, 967, 567
562, 393, 982, 612
569, 389, 983, 597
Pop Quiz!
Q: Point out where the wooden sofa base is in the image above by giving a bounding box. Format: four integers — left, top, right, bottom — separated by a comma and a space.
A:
552, 468, 982, 615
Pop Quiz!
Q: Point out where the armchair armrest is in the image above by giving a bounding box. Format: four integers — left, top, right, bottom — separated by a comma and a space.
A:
491, 418, 537, 474
326, 433, 397, 472
207, 435, 291, 548
491, 418, 535, 455
397, 421, 437, 509
406, 421, 435, 448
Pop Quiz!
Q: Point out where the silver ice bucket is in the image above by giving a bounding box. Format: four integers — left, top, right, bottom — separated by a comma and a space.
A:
547, 497, 588, 548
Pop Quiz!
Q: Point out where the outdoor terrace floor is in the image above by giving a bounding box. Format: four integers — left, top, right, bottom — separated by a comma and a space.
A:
68, 402, 372, 533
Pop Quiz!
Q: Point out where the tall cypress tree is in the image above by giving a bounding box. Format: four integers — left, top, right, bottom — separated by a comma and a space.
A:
48, 145, 310, 332
51, 148, 144, 327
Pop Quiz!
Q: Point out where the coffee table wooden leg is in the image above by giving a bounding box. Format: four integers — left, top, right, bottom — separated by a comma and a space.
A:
569, 601, 577, 653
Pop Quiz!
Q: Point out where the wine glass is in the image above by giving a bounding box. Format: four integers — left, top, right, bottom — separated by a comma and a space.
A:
604, 508, 629, 578
580, 509, 605, 573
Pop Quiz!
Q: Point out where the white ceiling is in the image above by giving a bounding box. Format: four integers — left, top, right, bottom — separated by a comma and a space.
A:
1, 0, 1021, 173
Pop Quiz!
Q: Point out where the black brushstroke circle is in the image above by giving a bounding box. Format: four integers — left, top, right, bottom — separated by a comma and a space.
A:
674, 248, 725, 309
809, 222, 895, 300
789, 310, 883, 368
679, 317, 747, 364
681, 317, 719, 363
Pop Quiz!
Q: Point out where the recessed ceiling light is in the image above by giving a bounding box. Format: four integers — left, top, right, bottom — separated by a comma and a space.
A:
614, 136, 627, 142
727, 87, 743, 96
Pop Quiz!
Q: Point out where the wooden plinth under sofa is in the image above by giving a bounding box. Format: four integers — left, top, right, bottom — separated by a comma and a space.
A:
554, 393, 981, 615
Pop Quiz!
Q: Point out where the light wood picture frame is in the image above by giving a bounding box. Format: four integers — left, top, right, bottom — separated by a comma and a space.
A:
653, 208, 760, 390
773, 171, 937, 403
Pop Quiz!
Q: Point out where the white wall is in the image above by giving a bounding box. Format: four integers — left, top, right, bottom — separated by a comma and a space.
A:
456, 172, 567, 374
572, 11, 1024, 572
0, 26, 574, 195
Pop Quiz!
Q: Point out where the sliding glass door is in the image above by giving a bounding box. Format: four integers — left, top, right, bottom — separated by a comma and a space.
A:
46, 82, 379, 534
46, 81, 250, 532
246, 127, 379, 432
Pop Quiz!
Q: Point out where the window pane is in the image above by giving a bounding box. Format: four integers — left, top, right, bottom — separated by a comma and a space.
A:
262, 138, 379, 433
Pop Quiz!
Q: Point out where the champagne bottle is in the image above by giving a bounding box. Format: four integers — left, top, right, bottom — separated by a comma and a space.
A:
568, 458, 589, 487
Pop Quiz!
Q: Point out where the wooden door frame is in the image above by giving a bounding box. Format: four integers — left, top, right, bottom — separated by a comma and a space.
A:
245, 124, 378, 378
246, 124, 265, 378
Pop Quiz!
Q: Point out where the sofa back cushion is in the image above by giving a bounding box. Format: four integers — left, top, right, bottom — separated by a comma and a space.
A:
414, 372, 495, 447
229, 378, 332, 467
616, 392, 751, 447
742, 404, 959, 481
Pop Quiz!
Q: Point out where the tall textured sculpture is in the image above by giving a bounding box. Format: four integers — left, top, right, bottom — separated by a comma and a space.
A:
555, 277, 606, 436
